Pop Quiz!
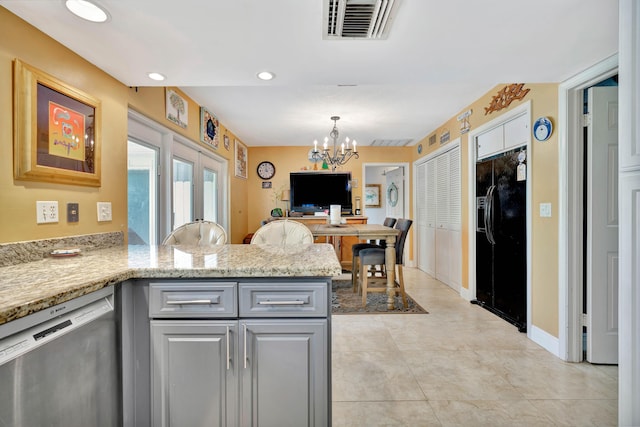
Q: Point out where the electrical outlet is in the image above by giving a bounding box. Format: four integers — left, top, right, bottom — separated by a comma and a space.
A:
97, 202, 112, 222
36, 201, 59, 224
539, 202, 552, 218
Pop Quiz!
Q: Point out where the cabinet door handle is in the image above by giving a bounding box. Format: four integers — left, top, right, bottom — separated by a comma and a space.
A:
226, 325, 230, 371
257, 300, 306, 305
243, 323, 247, 369
165, 299, 216, 305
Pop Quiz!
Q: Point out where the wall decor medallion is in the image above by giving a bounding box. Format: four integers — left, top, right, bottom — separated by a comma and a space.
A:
234, 139, 248, 179
165, 88, 189, 128
387, 182, 399, 207
13, 59, 101, 187
484, 84, 530, 115
533, 117, 553, 141
200, 107, 219, 148
417, 144, 423, 154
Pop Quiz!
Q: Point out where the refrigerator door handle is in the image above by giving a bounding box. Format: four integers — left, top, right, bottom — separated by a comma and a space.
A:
484, 185, 496, 245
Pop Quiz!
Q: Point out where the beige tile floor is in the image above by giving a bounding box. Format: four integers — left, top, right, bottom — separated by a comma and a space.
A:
331, 267, 618, 426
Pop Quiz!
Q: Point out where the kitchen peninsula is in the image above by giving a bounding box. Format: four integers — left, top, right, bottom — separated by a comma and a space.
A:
0, 241, 341, 427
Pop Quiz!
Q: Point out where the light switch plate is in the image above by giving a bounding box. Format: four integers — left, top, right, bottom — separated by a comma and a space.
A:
36, 201, 59, 224
97, 202, 112, 222
67, 203, 79, 223
539, 202, 552, 218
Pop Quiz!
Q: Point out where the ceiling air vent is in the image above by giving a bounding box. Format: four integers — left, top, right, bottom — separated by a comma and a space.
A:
324, 0, 399, 40
369, 138, 413, 147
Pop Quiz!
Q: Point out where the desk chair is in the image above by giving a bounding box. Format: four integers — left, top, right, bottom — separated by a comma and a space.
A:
162, 220, 227, 245
356, 218, 412, 308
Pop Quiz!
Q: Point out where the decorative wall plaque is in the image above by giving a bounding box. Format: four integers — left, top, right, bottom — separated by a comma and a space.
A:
484, 84, 530, 115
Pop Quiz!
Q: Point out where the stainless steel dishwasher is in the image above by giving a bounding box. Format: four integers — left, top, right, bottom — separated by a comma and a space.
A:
0, 286, 120, 427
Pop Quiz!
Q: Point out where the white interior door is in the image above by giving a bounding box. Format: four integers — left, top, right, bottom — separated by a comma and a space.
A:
587, 86, 619, 364
385, 167, 404, 219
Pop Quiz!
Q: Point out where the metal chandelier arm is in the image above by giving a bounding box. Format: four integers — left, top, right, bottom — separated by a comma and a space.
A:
310, 116, 359, 171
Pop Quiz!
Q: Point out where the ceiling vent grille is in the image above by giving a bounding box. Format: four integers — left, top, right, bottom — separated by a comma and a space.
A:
369, 138, 413, 147
324, 0, 398, 40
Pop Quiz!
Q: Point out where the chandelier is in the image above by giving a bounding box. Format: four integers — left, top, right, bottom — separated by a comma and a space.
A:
310, 116, 359, 171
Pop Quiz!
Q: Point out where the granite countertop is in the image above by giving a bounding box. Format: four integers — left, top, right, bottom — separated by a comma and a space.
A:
0, 243, 342, 326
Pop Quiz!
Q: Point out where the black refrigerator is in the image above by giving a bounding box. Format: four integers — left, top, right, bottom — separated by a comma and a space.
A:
474, 149, 527, 332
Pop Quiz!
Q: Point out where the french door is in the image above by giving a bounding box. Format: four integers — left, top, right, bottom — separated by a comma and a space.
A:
127, 110, 228, 245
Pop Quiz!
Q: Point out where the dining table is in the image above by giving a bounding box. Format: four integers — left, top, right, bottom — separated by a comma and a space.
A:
307, 223, 401, 309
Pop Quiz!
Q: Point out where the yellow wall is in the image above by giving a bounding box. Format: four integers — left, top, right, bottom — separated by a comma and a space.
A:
412, 83, 560, 337
127, 87, 249, 244
0, 8, 127, 243
246, 146, 413, 234
0, 9, 250, 244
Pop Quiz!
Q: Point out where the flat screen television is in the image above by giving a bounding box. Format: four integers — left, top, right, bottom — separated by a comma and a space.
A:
290, 172, 352, 214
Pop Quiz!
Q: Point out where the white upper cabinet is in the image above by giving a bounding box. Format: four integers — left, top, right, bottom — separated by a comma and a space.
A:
477, 113, 529, 160
476, 125, 503, 159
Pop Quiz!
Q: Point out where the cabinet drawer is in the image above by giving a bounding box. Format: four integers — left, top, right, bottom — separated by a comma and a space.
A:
149, 282, 237, 318
239, 283, 328, 317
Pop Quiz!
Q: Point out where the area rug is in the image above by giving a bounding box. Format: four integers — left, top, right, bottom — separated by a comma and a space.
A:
331, 279, 427, 314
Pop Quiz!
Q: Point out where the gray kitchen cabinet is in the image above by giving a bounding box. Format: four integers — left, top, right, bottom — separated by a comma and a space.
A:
240, 319, 327, 427
145, 279, 331, 427
151, 320, 238, 427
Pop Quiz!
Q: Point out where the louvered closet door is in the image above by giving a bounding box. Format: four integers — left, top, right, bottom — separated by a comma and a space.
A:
416, 162, 428, 272
416, 146, 461, 290
425, 159, 437, 276
448, 146, 461, 290
435, 154, 451, 284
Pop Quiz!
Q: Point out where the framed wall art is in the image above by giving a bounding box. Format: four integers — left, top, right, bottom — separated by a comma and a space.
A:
200, 107, 219, 149
223, 134, 230, 151
364, 184, 381, 208
165, 88, 188, 128
234, 139, 248, 179
13, 59, 102, 187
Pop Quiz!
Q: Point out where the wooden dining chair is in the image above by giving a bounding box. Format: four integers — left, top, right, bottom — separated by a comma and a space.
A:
351, 217, 396, 292
356, 218, 412, 308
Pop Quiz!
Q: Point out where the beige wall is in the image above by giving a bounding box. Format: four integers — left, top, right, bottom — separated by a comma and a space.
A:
127, 87, 249, 244
0, 8, 128, 243
412, 83, 560, 337
246, 146, 413, 234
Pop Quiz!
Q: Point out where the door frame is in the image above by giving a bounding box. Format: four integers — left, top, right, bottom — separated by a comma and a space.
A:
465, 101, 532, 336
558, 54, 618, 362
361, 162, 410, 263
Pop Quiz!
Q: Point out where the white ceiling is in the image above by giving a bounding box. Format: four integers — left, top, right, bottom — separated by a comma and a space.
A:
1, 0, 618, 147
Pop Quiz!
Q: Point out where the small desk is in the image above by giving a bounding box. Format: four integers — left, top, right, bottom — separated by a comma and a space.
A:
308, 223, 401, 309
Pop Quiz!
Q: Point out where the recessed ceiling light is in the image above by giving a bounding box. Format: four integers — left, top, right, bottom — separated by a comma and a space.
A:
65, 0, 110, 23
257, 71, 275, 81
147, 72, 166, 81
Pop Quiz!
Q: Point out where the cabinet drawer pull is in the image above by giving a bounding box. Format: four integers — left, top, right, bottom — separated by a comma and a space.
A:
226, 326, 230, 371
165, 299, 217, 305
257, 300, 306, 306
243, 324, 247, 369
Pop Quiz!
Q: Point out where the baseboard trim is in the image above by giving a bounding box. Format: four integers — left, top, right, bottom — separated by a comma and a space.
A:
530, 324, 561, 358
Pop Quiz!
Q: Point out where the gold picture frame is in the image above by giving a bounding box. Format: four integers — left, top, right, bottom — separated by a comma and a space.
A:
13, 59, 101, 187
364, 184, 381, 208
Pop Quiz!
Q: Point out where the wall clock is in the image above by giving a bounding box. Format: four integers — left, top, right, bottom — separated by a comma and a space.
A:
257, 161, 275, 180
533, 117, 553, 141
